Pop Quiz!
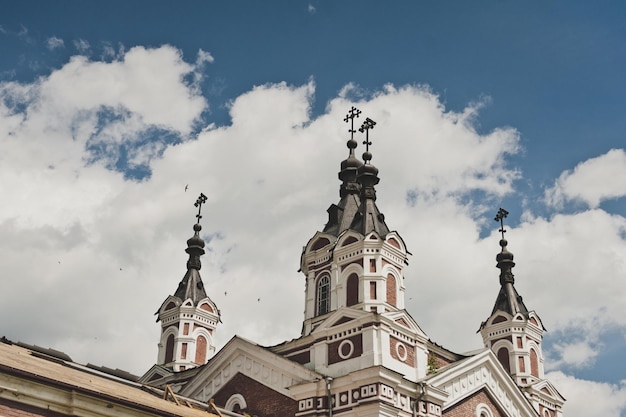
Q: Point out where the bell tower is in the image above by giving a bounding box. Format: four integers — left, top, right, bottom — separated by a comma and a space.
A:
156, 193, 220, 372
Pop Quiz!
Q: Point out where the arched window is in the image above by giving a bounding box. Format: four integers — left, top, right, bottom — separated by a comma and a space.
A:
164, 334, 175, 364
225, 394, 247, 412
195, 335, 207, 364
386, 273, 397, 307
475, 403, 494, 417
346, 274, 359, 307
317, 275, 330, 315
530, 348, 539, 377
497, 347, 511, 373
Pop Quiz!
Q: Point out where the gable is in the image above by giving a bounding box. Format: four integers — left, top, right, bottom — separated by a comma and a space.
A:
444, 388, 506, 417
179, 336, 321, 401
310, 307, 371, 333
527, 379, 566, 404
426, 350, 538, 417
383, 310, 428, 339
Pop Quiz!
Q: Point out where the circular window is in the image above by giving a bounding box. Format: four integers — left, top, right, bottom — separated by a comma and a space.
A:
338, 339, 355, 359
395, 341, 408, 361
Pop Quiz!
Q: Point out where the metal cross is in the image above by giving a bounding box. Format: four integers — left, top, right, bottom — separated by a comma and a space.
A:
359, 117, 376, 152
494, 208, 509, 240
194, 193, 208, 223
343, 106, 361, 140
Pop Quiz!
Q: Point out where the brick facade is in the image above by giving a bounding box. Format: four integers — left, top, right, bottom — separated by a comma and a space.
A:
444, 389, 504, 417
212, 372, 297, 417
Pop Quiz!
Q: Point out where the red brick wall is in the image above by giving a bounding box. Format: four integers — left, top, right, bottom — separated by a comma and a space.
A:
212, 372, 297, 417
389, 336, 415, 366
444, 389, 505, 417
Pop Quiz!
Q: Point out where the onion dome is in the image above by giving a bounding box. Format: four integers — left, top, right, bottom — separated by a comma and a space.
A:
496, 238, 515, 285
186, 223, 205, 271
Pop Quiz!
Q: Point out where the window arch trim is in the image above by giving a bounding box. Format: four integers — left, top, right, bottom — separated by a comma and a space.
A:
316, 274, 330, 315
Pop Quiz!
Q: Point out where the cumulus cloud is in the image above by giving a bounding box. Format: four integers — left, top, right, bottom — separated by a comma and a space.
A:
1, 47, 625, 417
547, 371, 626, 417
545, 148, 626, 209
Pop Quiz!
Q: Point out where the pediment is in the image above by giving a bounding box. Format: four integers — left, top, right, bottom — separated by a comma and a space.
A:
196, 297, 219, 315
527, 311, 546, 331
525, 379, 566, 404
303, 231, 336, 254
337, 229, 363, 247
156, 295, 182, 316
139, 363, 174, 385
383, 310, 428, 339
426, 349, 538, 417
385, 231, 409, 254
179, 336, 322, 400
310, 307, 372, 333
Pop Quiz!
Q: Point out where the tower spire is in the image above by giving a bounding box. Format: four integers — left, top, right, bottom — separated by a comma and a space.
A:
351, 116, 389, 237
176, 193, 209, 301
322, 107, 364, 236
491, 208, 527, 315
338, 106, 364, 198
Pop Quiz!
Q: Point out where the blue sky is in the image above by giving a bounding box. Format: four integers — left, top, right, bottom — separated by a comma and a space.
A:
2, 2, 626, 416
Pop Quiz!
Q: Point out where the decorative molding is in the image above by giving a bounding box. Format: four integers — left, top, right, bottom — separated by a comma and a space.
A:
441, 364, 523, 417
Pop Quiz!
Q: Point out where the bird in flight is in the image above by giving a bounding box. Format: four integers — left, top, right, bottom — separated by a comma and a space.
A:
185, 184, 189, 192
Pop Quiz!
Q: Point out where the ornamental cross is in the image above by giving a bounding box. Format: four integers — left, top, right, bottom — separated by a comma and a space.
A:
343, 106, 362, 140
359, 117, 376, 152
194, 193, 208, 223
494, 208, 509, 240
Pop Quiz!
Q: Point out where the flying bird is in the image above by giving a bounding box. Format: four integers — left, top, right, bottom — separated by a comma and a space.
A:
185, 184, 189, 192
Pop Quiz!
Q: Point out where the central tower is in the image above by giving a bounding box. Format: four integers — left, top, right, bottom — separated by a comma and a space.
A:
300, 108, 409, 335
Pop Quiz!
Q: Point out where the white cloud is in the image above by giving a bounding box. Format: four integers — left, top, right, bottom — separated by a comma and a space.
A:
46, 36, 64, 50
547, 372, 626, 417
545, 148, 626, 208
1, 48, 625, 417
196, 48, 214, 66
73, 38, 90, 54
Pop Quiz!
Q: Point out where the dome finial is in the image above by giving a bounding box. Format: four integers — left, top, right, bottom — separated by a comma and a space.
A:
344, 106, 362, 145
494, 207, 509, 249
194, 193, 208, 226
338, 107, 364, 198
359, 117, 377, 164
187, 193, 208, 271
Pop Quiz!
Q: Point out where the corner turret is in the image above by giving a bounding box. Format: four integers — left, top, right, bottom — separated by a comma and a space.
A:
155, 194, 220, 372
479, 209, 565, 416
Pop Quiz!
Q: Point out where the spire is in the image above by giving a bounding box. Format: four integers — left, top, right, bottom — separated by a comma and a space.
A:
490, 208, 528, 316
350, 117, 390, 237
323, 107, 363, 236
339, 106, 364, 198
173, 193, 209, 304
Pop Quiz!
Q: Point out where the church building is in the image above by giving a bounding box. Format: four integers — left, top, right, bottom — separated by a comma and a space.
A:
140, 107, 565, 417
